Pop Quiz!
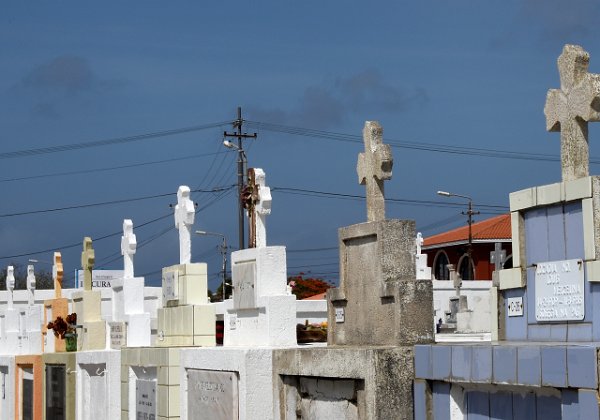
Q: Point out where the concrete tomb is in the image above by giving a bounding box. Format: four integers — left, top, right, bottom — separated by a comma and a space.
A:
0, 266, 20, 355
43, 252, 69, 353
415, 44, 600, 420
274, 121, 434, 420
416, 232, 433, 280
42, 352, 76, 420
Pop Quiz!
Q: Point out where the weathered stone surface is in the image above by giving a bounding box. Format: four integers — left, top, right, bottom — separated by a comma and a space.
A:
274, 346, 415, 420
327, 219, 433, 346
545, 44, 600, 181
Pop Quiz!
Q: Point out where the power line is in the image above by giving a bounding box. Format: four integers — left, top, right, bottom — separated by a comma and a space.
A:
0, 121, 231, 160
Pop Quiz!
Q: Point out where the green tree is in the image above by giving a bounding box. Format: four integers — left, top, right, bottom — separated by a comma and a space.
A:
0, 263, 53, 290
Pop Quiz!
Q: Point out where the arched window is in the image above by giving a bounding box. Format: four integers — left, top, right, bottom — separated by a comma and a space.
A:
433, 251, 450, 280
458, 254, 475, 280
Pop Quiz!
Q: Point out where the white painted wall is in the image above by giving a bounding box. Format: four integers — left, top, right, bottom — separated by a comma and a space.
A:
432, 280, 492, 327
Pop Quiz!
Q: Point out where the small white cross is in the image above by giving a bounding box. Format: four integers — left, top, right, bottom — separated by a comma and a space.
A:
6, 266, 14, 309
27, 264, 36, 306
253, 168, 272, 248
121, 219, 137, 278
416, 232, 424, 255
175, 185, 195, 264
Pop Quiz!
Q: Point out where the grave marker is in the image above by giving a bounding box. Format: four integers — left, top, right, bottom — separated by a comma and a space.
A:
188, 369, 238, 420
175, 185, 195, 264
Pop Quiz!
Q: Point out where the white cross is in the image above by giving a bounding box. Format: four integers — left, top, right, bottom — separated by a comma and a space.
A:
545, 44, 600, 181
121, 219, 137, 278
52, 252, 64, 299
81, 237, 95, 291
253, 168, 272, 248
416, 232, 424, 255
174, 185, 195, 264
6, 266, 14, 309
357, 121, 393, 222
27, 264, 36, 306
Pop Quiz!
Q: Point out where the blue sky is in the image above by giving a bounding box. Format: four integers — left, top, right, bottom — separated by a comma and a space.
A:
1, 1, 600, 290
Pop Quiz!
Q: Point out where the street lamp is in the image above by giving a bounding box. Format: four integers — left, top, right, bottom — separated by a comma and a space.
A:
195, 230, 228, 300
436, 191, 480, 280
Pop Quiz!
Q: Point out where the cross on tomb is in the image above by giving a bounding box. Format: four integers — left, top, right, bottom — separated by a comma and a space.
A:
174, 185, 195, 264
52, 252, 63, 299
490, 242, 506, 272
357, 121, 393, 222
121, 219, 137, 278
81, 237, 95, 291
244, 168, 272, 248
6, 266, 14, 310
27, 265, 36, 307
545, 44, 600, 181
416, 232, 424, 255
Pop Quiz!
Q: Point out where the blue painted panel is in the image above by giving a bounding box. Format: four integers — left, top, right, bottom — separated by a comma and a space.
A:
537, 395, 561, 420
414, 345, 432, 379
578, 389, 600, 420
413, 380, 429, 420
528, 324, 551, 340
526, 267, 536, 325
505, 288, 528, 340
561, 389, 579, 420
525, 207, 549, 266
471, 346, 492, 383
547, 204, 566, 261
517, 346, 541, 386
549, 324, 568, 341
564, 201, 584, 260
567, 323, 593, 341
466, 391, 489, 420
489, 392, 512, 420
567, 346, 598, 388
432, 346, 452, 380
513, 392, 536, 420
541, 346, 567, 387
451, 346, 471, 382
592, 283, 600, 341
584, 264, 593, 323
432, 382, 450, 420
493, 346, 517, 384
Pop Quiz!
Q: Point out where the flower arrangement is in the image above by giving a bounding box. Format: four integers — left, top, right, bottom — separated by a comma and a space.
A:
47, 313, 77, 339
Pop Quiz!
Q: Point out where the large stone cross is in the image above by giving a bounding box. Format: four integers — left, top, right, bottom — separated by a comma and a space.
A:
6, 266, 14, 309
27, 264, 36, 306
174, 185, 195, 264
121, 219, 137, 278
245, 168, 272, 248
81, 237, 95, 291
357, 121, 393, 222
52, 252, 63, 299
545, 44, 600, 181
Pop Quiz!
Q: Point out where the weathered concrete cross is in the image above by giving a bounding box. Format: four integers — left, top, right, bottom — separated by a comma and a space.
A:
27, 264, 36, 306
6, 266, 14, 309
545, 44, 600, 181
357, 121, 393, 222
246, 168, 272, 248
174, 185, 195, 264
52, 251, 63, 299
81, 237, 95, 291
121, 219, 137, 278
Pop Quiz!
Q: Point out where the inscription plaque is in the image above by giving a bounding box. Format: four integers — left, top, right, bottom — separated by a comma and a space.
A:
162, 270, 179, 302
535, 259, 584, 321
188, 369, 238, 420
507, 297, 523, 317
335, 307, 345, 323
109, 322, 127, 349
233, 261, 256, 309
136, 379, 156, 420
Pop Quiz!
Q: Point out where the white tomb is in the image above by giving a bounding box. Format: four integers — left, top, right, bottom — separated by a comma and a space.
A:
0, 266, 20, 355
18, 265, 43, 354
415, 232, 432, 280
181, 168, 301, 420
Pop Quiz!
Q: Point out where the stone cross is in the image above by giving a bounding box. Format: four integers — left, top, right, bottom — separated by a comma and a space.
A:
52, 252, 63, 299
174, 185, 195, 264
81, 237, 95, 291
448, 264, 461, 296
416, 232, 424, 255
245, 168, 272, 248
357, 121, 393, 222
27, 264, 36, 306
121, 219, 137, 278
490, 242, 506, 272
6, 266, 14, 309
545, 44, 600, 181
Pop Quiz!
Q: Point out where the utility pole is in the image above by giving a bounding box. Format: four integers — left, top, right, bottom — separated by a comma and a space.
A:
223, 107, 256, 251
463, 199, 480, 279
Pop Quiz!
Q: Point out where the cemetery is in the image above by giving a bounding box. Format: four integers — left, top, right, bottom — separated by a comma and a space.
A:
0, 43, 598, 420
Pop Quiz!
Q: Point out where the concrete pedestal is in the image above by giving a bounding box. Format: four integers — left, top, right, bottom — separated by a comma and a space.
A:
76, 350, 120, 420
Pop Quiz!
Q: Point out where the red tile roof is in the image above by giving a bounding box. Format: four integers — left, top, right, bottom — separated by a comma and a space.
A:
302, 292, 327, 300
423, 213, 511, 248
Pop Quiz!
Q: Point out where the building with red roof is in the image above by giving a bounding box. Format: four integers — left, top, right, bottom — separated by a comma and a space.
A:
422, 213, 512, 281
